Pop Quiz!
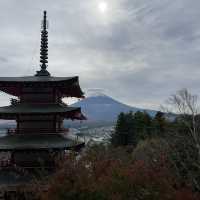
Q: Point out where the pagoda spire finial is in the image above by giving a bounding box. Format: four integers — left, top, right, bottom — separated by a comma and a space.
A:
35, 10, 50, 76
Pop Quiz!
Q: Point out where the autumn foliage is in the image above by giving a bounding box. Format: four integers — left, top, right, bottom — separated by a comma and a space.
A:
40, 145, 200, 200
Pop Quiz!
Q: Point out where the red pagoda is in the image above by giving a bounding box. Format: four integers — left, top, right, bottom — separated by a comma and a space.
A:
0, 11, 85, 171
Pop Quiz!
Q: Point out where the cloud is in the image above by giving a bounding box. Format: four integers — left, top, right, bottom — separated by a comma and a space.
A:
0, 0, 199, 110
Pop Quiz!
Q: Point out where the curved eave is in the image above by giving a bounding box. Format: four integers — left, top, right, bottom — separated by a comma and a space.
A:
60, 82, 84, 98
0, 134, 85, 151
0, 76, 84, 98
0, 104, 86, 120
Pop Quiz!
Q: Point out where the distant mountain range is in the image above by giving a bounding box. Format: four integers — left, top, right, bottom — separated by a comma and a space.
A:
71, 94, 157, 123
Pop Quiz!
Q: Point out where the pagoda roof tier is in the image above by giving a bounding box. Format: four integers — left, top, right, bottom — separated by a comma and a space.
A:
0, 76, 84, 98
0, 134, 84, 151
0, 103, 86, 120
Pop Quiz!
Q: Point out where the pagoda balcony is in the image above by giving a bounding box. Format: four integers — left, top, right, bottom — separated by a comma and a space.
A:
7, 128, 70, 135
0, 133, 85, 153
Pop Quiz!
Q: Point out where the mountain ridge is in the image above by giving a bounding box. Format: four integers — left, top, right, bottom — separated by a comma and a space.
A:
72, 94, 157, 122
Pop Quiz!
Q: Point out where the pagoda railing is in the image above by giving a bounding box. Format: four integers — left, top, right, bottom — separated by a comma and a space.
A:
0, 159, 11, 168
7, 128, 69, 135
7, 128, 16, 135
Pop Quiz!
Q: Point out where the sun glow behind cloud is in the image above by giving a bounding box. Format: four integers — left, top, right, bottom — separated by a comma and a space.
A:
79, 0, 125, 26
98, 1, 108, 13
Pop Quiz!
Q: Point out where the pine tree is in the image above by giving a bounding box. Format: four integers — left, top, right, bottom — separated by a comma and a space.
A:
133, 111, 152, 142
111, 112, 135, 146
153, 111, 166, 135
111, 112, 127, 146
111, 111, 155, 147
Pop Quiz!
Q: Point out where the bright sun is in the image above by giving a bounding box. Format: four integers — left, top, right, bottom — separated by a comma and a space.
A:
98, 1, 108, 13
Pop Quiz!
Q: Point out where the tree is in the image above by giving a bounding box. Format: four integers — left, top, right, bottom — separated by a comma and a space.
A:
153, 111, 167, 136
111, 112, 130, 146
164, 88, 200, 191
133, 111, 152, 141
111, 111, 153, 147
167, 88, 200, 158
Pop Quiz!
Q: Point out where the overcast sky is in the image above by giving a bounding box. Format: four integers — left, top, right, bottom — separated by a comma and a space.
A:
0, 0, 200, 110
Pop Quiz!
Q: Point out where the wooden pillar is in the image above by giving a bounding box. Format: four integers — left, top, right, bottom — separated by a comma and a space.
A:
17, 114, 20, 134
53, 87, 56, 103
10, 151, 15, 165
53, 114, 57, 133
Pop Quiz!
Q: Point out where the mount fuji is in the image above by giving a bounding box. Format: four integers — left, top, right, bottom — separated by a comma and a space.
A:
71, 94, 157, 123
